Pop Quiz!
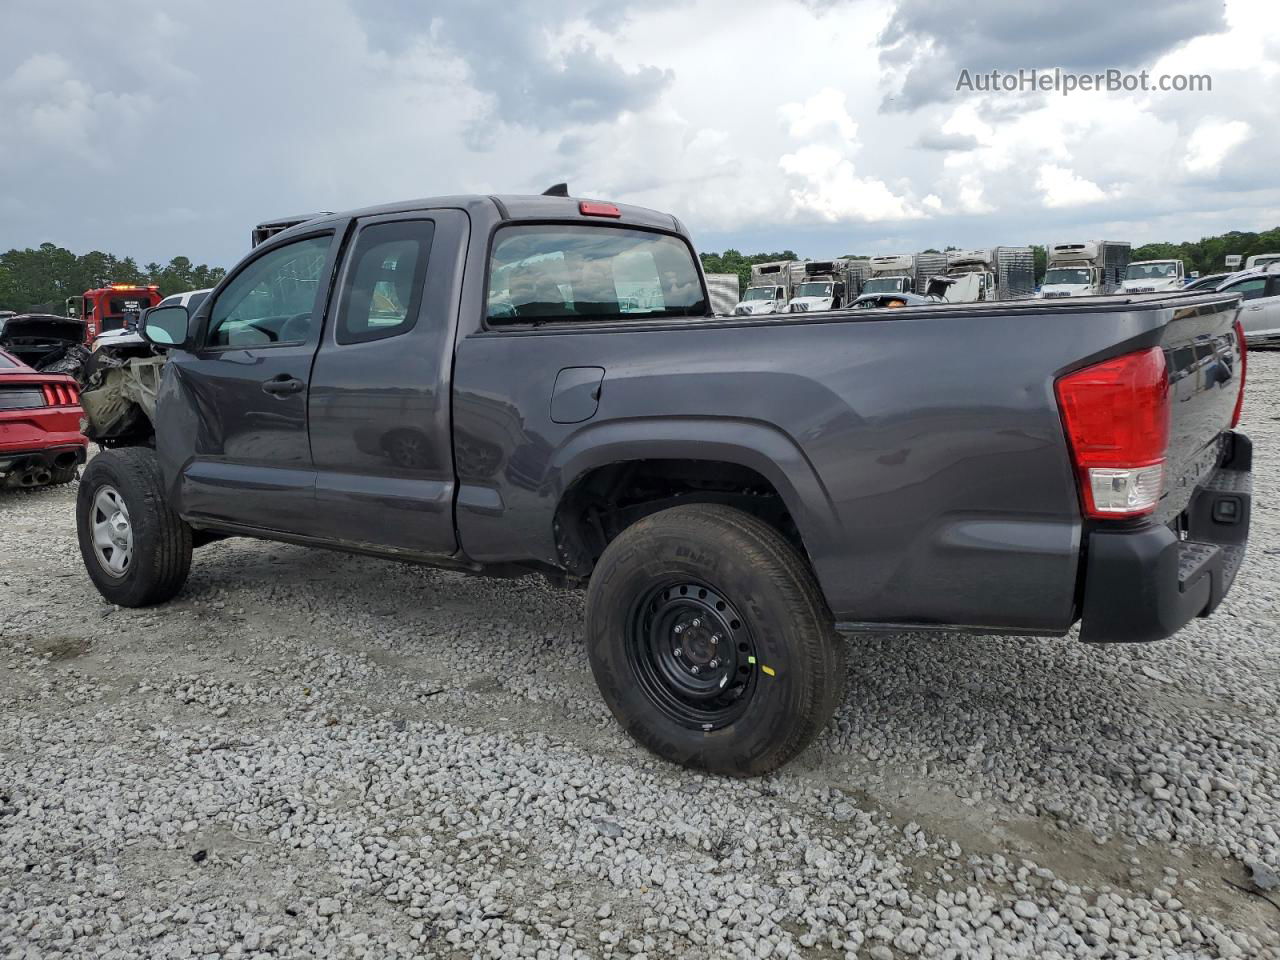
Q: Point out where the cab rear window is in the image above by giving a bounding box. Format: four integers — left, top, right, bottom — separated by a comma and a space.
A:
487, 225, 707, 325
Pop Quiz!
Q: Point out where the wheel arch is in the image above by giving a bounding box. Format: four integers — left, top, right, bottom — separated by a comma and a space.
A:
549, 417, 843, 580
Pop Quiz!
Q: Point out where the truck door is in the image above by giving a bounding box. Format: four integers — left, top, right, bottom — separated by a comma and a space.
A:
305, 210, 468, 556
163, 230, 339, 532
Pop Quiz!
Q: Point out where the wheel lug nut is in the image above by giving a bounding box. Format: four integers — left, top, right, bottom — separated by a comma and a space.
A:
692, 618, 702, 627
673, 648, 682, 657
674, 624, 685, 634
710, 635, 720, 645
708, 659, 719, 669
690, 665, 700, 674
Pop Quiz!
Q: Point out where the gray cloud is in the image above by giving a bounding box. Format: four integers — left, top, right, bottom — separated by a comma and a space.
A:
914, 131, 980, 152
878, 0, 1227, 111
354, 0, 673, 130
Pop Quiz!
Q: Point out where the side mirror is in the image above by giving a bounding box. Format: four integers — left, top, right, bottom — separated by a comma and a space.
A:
141, 304, 192, 349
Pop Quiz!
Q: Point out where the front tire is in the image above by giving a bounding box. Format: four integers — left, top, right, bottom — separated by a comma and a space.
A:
76, 448, 193, 606
586, 504, 845, 776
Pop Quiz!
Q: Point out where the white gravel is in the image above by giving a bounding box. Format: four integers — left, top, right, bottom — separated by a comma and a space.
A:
3, 356, 1280, 959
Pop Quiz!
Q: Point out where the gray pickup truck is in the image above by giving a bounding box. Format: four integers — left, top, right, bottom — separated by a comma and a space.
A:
75, 191, 1252, 776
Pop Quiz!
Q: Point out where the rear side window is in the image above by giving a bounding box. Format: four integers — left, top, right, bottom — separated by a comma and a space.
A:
1226, 277, 1267, 301
487, 225, 707, 324
335, 220, 434, 344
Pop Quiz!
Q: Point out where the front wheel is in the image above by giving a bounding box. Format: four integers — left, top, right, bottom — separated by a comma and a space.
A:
76, 448, 193, 606
586, 504, 845, 776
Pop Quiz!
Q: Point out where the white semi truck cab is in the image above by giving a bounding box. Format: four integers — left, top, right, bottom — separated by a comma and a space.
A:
1038, 241, 1132, 298
863, 254, 916, 295
943, 249, 996, 301
732, 261, 794, 315
786, 259, 851, 313
732, 284, 788, 315
1122, 259, 1185, 293
1246, 253, 1280, 271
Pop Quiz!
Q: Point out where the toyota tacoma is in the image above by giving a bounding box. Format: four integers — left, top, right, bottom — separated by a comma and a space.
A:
74, 190, 1251, 775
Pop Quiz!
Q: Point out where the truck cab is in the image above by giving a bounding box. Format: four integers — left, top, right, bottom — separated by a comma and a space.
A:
1122, 259, 1185, 294
785, 260, 848, 313
1039, 264, 1097, 298
864, 254, 915, 295
67, 285, 163, 342
732, 284, 788, 315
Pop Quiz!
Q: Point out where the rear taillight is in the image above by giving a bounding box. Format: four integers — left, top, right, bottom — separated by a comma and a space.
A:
1055, 346, 1170, 519
41, 382, 78, 407
1232, 319, 1246, 428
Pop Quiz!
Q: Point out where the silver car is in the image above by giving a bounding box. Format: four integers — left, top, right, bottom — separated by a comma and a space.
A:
1217, 268, 1280, 347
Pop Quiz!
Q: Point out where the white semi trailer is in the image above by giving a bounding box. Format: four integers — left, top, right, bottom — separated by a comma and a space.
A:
732, 261, 795, 315
1037, 241, 1132, 298
941, 247, 1035, 301
704, 273, 741, 316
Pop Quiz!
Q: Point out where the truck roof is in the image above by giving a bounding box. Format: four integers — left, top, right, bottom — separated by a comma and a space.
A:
260, 193, 684, 250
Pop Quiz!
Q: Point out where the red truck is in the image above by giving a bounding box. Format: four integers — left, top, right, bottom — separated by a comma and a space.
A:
0, 348, 87, 488
66, 284, 163, 342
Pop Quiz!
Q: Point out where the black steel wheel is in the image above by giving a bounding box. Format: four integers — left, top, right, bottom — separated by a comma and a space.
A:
627, 581, 758, 730
587, 503, 846, 776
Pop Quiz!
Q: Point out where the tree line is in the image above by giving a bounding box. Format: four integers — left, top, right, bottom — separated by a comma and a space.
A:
0, 243, 226, 314
702, 226, 1280, 290
6, 224, 1280, 315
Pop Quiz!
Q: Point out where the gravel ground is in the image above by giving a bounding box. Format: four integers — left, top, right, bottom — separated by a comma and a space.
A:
2, 358, 1279, 960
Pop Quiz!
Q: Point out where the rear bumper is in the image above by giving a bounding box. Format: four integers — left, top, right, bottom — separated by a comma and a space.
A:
0, 442, 87, 476
1080, 431, 1251, 643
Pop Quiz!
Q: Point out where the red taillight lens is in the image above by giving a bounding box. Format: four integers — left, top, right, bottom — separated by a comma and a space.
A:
1231, 319, 1246, 428
41, 382, 78, 407
579, 200, 621, 218
1055, 346, 1170, 518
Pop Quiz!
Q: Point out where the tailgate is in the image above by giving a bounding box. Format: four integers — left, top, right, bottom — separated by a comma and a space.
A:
1155, 295, 1243, 526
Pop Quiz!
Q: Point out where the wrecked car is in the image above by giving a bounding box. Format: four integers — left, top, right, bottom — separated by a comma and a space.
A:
0, 312, 88, 375
0, 347, 87, 488
74, 289, 212, 447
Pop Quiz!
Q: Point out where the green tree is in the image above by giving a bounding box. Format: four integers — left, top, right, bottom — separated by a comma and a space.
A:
699, 249, 799, 294
0, 244, 227, 312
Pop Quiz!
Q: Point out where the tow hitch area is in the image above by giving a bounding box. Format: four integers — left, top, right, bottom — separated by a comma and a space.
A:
1080, 433, 1252, 643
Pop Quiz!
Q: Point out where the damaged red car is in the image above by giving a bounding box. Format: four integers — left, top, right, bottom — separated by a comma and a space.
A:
0, 348, 88, 488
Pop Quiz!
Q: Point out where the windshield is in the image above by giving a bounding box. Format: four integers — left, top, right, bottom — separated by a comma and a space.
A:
743, 286, 781, 301
862, 277, 905, 294
794, 282, 833, 298
1125, 262, 1177, 280
1044, 268, 1091, 285
487, 226, 706, 323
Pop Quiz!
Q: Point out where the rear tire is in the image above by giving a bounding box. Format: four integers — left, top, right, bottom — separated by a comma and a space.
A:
76, 447, 192, 606
586, 504, 845, 776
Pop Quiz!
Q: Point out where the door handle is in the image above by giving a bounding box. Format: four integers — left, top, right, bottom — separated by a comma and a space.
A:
261, 375, 304, 396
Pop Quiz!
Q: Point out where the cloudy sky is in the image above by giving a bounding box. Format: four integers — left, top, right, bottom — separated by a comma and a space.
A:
2, 0, 1277, 267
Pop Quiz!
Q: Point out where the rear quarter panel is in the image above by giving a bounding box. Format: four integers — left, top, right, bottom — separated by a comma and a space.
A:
453, 296, 1228, 633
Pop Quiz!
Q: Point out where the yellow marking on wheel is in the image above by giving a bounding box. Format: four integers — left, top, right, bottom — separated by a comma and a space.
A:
761, 665, 776, 677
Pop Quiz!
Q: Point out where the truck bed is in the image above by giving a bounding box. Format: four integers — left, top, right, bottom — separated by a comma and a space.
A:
452, 288, 1244, 635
